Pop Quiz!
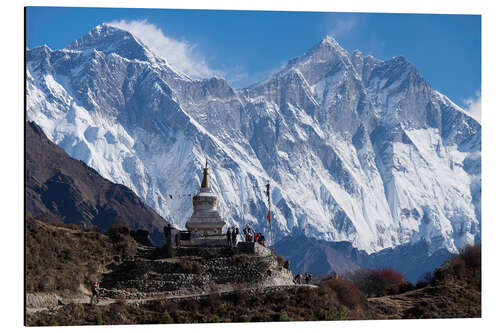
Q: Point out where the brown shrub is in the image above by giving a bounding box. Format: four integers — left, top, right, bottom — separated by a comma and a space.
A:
430, 244, 481, 288
346, 268, 409, 297
320, 278, 364, 309
276, 255, 285, 266
385, 281, 414, 295
451, 258, 467, 277
459, 244, 481, 272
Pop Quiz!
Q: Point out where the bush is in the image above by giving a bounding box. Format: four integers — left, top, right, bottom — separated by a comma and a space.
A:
430, 244, 481, 285
106, 226, 131, 242
160, 311, 174, 324
336, 306, 349, 320
320, 278, 364, 309
451, 258, 467, 277
321, 309, 335, 320
385, 281, 414, 295
240, 314, 252, 322
459, 244, 481, 272
276, 255, 285, 266
346, 268, 409, 297
279, 310, 291, 321
95, 313, 105, 325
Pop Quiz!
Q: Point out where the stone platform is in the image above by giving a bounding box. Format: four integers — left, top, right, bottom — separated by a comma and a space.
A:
179, 235, 228, 247
237, 241, 271, 256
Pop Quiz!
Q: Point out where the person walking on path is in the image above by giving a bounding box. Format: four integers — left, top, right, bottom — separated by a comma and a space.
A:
90, 281, 101, 305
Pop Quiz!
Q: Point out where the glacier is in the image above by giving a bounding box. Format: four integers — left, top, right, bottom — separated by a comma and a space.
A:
26, 24, 481, 254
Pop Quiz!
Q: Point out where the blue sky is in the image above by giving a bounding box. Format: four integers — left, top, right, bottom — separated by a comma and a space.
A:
26, 7, 481, 112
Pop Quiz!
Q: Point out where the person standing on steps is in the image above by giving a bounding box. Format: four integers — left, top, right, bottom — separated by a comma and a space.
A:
164, 223, 172, 246
226, 227, 232, 246
243, 225, 250, 241
90, 281, 101, 305
232, 227, 239, 246
174, 233, 180, 247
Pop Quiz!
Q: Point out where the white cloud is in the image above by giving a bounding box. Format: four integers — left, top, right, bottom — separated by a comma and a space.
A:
106, 19, 219, 79
463, 90, 482, 122
328, 17, 358, 39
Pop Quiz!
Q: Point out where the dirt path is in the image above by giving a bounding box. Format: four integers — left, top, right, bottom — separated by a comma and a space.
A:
26, 284, 318, 314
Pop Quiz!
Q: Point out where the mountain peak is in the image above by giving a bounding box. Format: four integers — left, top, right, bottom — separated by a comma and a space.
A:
320, 35, 339, 46
284, 35, 348, 71
65, 23, 157, 63
67, 24, 131, 49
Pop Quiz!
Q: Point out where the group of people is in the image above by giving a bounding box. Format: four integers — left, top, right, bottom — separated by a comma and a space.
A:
293, 273, 313, 285
242, 225, 266, 247
226, 226, 239, 246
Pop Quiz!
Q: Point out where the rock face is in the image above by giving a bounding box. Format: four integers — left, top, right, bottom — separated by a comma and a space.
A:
26, 24, 480, 257
25, 121, 169, 243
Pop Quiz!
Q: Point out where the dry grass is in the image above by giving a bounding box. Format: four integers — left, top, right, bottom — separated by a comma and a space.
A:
26, 217, 137, 294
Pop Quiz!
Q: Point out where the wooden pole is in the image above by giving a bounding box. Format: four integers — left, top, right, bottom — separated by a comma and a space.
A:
266, 181, 273, 249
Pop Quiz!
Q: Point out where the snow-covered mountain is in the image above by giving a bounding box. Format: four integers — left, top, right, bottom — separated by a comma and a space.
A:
26, 24, 481, 254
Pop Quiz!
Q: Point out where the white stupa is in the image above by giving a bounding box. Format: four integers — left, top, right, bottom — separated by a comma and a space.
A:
185, 161, 226, 237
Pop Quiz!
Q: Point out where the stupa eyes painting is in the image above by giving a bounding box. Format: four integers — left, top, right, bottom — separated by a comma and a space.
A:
25, 6, 481, 326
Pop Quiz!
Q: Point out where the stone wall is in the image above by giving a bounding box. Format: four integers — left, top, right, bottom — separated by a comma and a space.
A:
26, 293, 62, 309
180, 236, 228, 247
101, 251, 293, 295
237, 241, 271, 256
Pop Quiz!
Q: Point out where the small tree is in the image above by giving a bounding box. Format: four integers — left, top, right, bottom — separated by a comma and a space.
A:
280, 310, 291, 321
160, 311, 174, 324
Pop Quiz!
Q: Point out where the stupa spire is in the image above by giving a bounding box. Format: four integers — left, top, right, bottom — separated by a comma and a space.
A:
201, 159, 210, 189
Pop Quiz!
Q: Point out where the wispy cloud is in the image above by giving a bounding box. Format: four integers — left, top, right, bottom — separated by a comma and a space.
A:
106, 19, 220, 79
327, 16, 359, 40
463, 89, 482, 122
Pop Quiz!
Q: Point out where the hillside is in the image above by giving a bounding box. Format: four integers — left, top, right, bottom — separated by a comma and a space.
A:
26, 219, 480, 325
368, 244, 481, 319
25, 121, 169, 243
25, 217, 139, 299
